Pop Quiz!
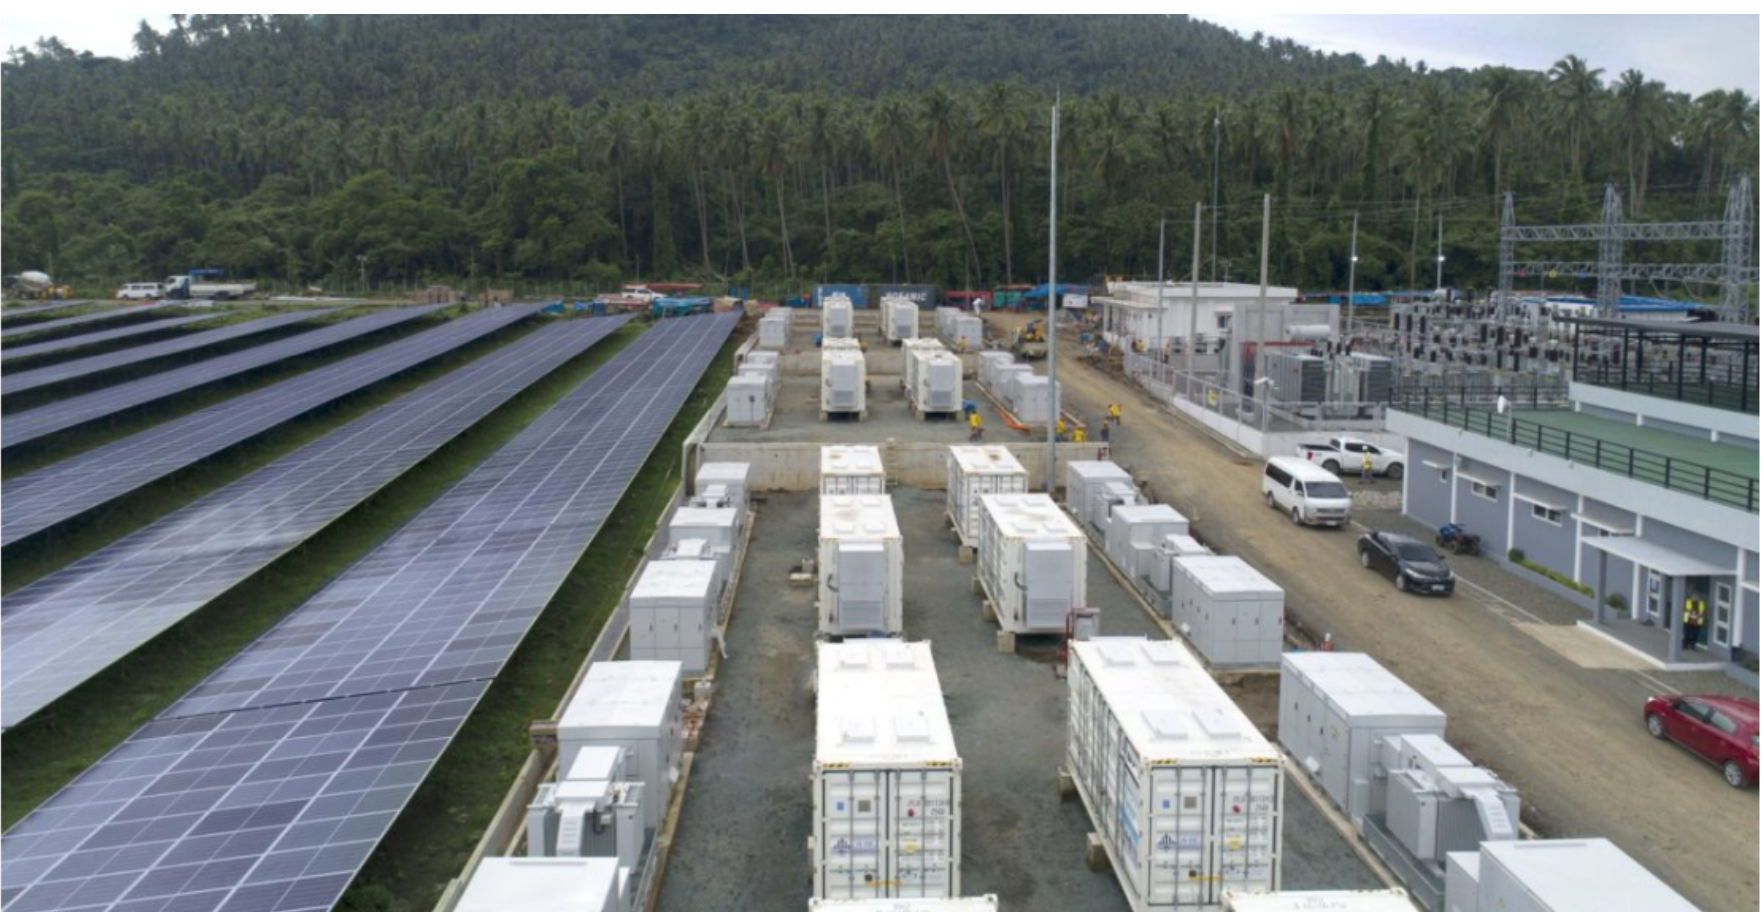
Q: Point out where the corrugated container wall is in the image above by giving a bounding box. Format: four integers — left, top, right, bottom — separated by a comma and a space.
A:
558, 661, 684, 835
946, 446, 1029, 546
978, 494, 1087, 634
912, 351, 963, 416
1221, 888, 1414, 911
1069, 639, 1283, 911
814, 641, 962, 902
819, 495, 905, 636
1169, 555, 1285, 667
808, 898, 999, 912
823, 349, 867, 416
822, 445, 887, 495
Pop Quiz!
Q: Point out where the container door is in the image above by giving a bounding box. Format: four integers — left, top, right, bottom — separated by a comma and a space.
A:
1213, 766, 1281, 898
838, 542, 887, 633
819, 770, 886, 899
1023, 541, 1075, 630
1150, 767, 1213, 908
890, 769, 957, 898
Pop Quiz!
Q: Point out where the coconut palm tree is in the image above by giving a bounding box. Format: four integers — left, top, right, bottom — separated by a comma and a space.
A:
870, 96, 917, 279
976, 81, 1029, 283
921, 86, 981, 283
1547, 54, 1604, 178
1476, 67, 1530, 211
1612, 70, 1669, 216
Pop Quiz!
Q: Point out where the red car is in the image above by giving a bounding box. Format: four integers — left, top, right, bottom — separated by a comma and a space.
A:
1643, 694, 1760, 788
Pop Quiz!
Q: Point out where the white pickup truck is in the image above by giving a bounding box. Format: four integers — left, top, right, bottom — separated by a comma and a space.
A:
1295, 437, 1406, 479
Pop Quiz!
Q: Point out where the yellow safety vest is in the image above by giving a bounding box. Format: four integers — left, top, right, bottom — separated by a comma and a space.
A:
1684, 599, 1707, 625
969, 413, 981, 429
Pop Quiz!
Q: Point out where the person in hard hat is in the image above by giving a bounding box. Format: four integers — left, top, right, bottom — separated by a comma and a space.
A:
1072, 426, 1086, 444
1683, 593, 1708, 651
1107, 403, 1122, 426
968, 409, 984, 442
1360, 450, 1374, 485
1055, 417, 1068, 440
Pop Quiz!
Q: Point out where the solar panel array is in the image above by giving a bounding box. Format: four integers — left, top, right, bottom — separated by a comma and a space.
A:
1, 307, 442, 448
0, 304, 172, 340
0, 312, 738, 912
0, 305, 528, 547
1, 311, 339, 394
0, 316, 631, 730
0, 314, 216, 363
0, 299, 91, 320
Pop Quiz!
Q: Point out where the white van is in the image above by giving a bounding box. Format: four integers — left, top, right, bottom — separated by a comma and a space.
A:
1262, 456, 1352, 527
116, 282, 164, 300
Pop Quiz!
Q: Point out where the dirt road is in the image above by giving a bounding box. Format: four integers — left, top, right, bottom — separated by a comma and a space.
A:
1002, 316, 1757, 912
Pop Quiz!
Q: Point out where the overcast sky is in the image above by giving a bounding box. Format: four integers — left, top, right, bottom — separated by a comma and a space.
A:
2, 13, 1757, 97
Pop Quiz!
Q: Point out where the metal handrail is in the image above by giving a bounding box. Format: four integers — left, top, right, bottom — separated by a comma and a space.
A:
1392, 394, 1759, 513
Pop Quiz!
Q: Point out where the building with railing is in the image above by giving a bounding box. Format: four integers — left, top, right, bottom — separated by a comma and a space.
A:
1388, 317, 1759, 671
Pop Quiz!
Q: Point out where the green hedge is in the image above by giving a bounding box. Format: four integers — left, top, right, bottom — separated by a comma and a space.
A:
1508, 551, 1594, 598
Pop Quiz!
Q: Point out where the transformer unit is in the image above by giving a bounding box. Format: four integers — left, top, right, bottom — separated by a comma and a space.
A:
818, 495, 904, 637
1345, 353, 1395, 403
526, 746, 644, 869
759, 310, 792, 348
629, 560, 720, 674
1265, 351, 1327, 406
558, 660, 684, 836
824, 294, 855, 339
911, 350, 963, 418
1064, 460, 1134, 524
724, 372, 772, 427
977, 494, 1086, 635
1278, 653, 1447, 827
813, 641, 962, 901
822, 445, 887, 495
1147, 534, 1213, 596
1088, 481, 1146, 538
945, 445, 1029, 547
456, 858, 623, 912
1103, 503, 1190, 584
882, 294, 921, 343
1068, 639, 1284, 911
1361, 734, 1519, 912
978, 351, 1014, 389
1444, 839, 1700, 912
822, 349, 868, 419
668, 506, 738, 565
1221, 889, 1414, 912
809, 898, 999, 912
1169, 555, 1285, 668
695, 462, 751, 517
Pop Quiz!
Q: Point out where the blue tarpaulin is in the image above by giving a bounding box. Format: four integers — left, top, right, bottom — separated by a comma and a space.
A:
1022, 283, 1089, 300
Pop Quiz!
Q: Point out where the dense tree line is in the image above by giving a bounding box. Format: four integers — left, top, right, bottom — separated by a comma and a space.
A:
3, 15, 1756, 298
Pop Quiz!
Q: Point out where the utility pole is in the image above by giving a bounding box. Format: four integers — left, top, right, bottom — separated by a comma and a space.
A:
1045, 93, 1060, 494
1435, 213, 1445, 292
1210, 113, 1222, 282
1188, 201, 1202, 399
1347, 212, 1360, 333
1255, 194, 1270, 418
1155, 216, 1167, 362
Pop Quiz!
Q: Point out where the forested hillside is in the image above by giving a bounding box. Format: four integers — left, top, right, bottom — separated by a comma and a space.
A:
2, 14, 1757, 297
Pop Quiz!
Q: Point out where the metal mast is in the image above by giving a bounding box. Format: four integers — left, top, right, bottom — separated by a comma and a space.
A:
1156, 217, 1167, 359
1045, 93, 1060, 493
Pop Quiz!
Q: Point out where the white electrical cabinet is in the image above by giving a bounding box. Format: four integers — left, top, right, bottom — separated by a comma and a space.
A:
813, 641, 962, 902
822, 348, 868, 418
1104, 504, 1191, 583
1221, 889, 1414, 911
558, 660, 684, 835
1458, 839, 1700, 912
993, 364, 1031, 407
824, 294, 855, 339
819, 495, 905, 637
1012, 375, 1059, 423
526, 745, 645, 869
1169, 555, 1285, 668
946, 314, 984, 349
695, 462, 751, 516
1088, 481, 1147, 537
883, 295, 921, 343
725, 373, 772, 427
1068, 639, 1284, 911
978, 351, 1014, 389
1065, 461, 1135, 524
1443, 853, 1479, 912
809, 899, 999, 912
1148, 535, 1212, 595
822, 445, 887, 495
901, 339, 947, 391
738, 360, 778, 393
1363, 734, 1520, 912
945, 446, 1029, 545
977, 494, 1087, 634
911, 350, 963, 417
456, 857, 621, 912
1278, 653, 1446, 827
760, 310, 792, 348
668, 506, 738, 554
629, 560, 719, 674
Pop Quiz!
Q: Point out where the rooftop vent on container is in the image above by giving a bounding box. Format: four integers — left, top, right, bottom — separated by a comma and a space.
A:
1192, 707, 1246, 739
894, 711, 931, 742
1142, 709, 1190, 740
842, 717, 875, 744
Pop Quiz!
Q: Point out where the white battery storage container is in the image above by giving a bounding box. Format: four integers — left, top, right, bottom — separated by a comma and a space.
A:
1012, 376, 1059, 423
883, 295, 920, 343
813, 641, 962, 901
977, 494, 1087, 634
1460, 839, 1700, 912
979, 351, 1014, 389
819, 495, 905, 637
946, 446, 1029, 545
822, 445, 887, 495
1067, 639, 1283, 911
760, 311, 792, 348
558, 660, 684, 835
1221, 889, 1415, 911
628, 560, 719, 674
900, 338, 946, 391
1104, 504, 1191, 583
1169, 555, 1285, 667
1278, 653, 1447, 826
911, 350, 963, 417
809, 899, 998, 912
993, 364, 1032, 405
823, 349, 868, 417
1065, 460, 1134, 519
725, 372, 772, 427
946, 314, 983, 349
824, 294, 855, 338
695, 462, 751, 516
456, 857, 621, 912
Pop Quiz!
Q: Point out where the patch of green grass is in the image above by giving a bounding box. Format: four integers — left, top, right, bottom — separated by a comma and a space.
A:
0, 321, 651, 826
339, 331, 743, 911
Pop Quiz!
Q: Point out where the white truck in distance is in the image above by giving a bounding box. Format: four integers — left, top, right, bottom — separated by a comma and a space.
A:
1295, 437, 1406, 478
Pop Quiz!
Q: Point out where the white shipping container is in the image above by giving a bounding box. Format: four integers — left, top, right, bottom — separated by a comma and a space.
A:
814, 641, 962, 901
1068, 639, 1284, 911
629, 560, 719, 674
977, 494, 1086, 634
456, 857, 620, 912
809, 898, 998, 912
1104, 504, 1190, 582
947, 314, 984, 349
725, 373, 772, 427
994, 365, 1032, 406
883, 295, 921, 343
823, 349, 868, 416
1277, 653, 1446, 826
912, 351, 963, 416
901, 338, 947, 392
760, 313, 792, 348
1169, 555, 1285, 668
819, 495, 905, 636
979, 351, 1014, 389
822, 445, 887, 495
1221, 889, 1414, 911
1472, 839, 1699, 912
825, 295, 855, 338
558, 661, 684, 835
1065, 460, 1134, 518
945, 446, 1029, 545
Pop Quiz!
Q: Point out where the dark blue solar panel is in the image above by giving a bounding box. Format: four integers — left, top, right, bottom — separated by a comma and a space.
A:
0, 313, 737, 912
0, 314, 216, 364
0, 305, 174, 340
0, 316, 630, 730
0, 299, 91, 320
1, 311, 337, 391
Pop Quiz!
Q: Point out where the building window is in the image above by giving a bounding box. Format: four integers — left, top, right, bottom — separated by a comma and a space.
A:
1531, 504, 1563, 525
1470, 481, 1498, 501
1438, 468, 1450, 483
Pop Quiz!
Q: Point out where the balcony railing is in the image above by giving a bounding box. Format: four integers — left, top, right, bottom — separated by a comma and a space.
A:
1393, 391, 1759, 513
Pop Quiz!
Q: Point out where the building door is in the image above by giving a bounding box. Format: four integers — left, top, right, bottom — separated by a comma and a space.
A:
1713, 581, 1734, 649
1645, 569, 1665, 623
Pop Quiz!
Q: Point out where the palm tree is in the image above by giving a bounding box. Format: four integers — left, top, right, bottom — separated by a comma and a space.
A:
801, 98, 840, 265
754, 110, 796, 276
976, 81, 1029, 284
1692, 89, 1757, 197
1400, 84, 1456, 288
871, 96, 917, 279
921, 87, 981, 284
1476, 67, 1530, 211
1612, 70, 1668, 215
1547, 54, 1604, 178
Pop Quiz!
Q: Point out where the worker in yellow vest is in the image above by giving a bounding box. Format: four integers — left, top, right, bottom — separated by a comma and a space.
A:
1683, 595, 1707, 650
1072, 427, 1086, 444
1108, 403, 1122, 426
1056, 417, 1068, 441
968, 409, 984, 442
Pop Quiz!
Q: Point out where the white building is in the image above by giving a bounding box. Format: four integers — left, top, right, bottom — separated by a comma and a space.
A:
1093, 281, 1300, 352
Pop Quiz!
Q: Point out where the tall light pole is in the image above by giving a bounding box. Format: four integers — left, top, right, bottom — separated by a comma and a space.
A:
1347, 211, 1360, 333
1435, 213, 1445, 292
1045, 93, 1060, 494
357, 255, 367, 296
1210, 112, 1222, 282
1188, 201, 1202, 398
1155, 216, 1167, 362
1255, 194, 1271, 419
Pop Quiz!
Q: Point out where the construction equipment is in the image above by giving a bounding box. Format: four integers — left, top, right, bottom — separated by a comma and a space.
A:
4, 271, 72, 300
1012, 319, 1048, 360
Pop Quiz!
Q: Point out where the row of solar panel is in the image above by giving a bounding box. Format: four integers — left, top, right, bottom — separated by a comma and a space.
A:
2, 311, 339, 392
0, 304, 172, 340
0, 313, 737, 912
0, 314, 217, 364
0, 314, 633, 730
